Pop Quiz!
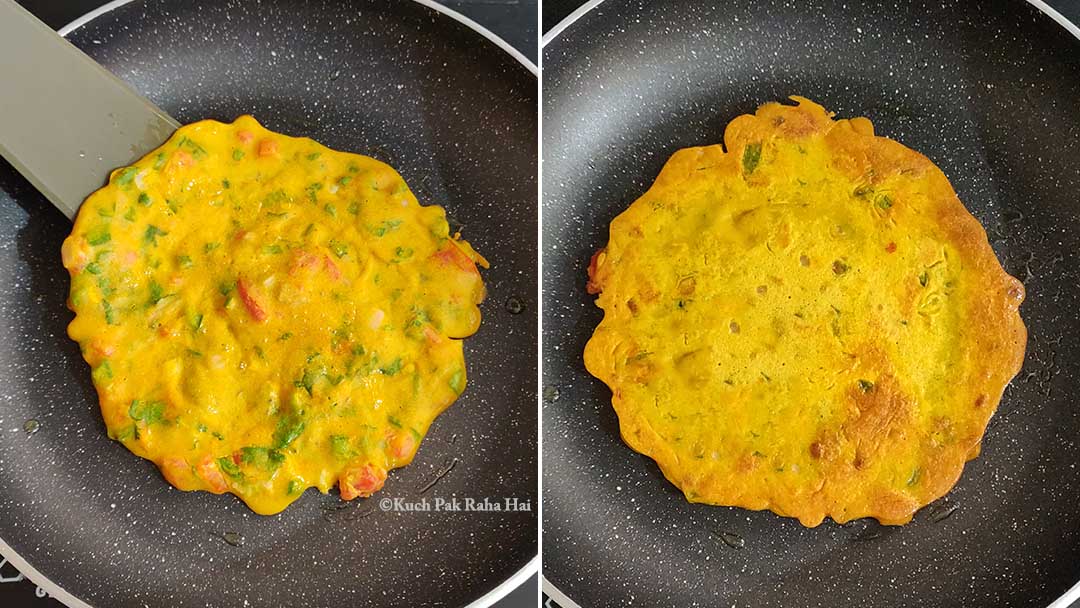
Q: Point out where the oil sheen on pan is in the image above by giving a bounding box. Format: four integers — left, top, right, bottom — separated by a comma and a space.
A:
584, 97, 1026, 527
61, 116, 487, 515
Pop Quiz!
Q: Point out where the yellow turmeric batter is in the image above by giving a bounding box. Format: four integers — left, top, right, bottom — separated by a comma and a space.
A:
585, 98, 1025, 526
62, 116, 486, 515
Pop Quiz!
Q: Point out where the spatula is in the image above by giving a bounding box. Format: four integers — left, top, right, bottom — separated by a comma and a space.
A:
0, 0, 178, 220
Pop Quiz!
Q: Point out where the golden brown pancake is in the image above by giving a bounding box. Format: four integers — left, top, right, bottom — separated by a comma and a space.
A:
62, 116, 486, 515
584, 97, 1026, 526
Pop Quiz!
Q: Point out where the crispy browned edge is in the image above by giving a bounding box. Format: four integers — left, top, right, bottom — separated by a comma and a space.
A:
583, 97, 1027, 526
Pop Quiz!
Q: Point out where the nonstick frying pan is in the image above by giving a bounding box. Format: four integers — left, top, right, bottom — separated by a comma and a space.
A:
0, 1, 537, 606
541, 1, 1080, 606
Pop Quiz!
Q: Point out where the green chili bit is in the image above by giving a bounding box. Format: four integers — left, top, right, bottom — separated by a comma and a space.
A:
907, 467, 922, 486
177, 254, 193, 268
102, 300, 118, 325
217, 457, 243, 479
380, 358, 403, 376
129, 399, 165, 426
87, 227, 111, 246
137, 192, 151, 206
232, 149, 245, 161
148, 281, 170, 306
329, 241, 348, 258
240, 447, 285, 471
144, 224, 168, 245
91, 360, 113, 382
115, 166, 138, 186
372, 219, 402, 237
272, 415, 306, 449
857, 379, 876, 393
330, 435, 353, 459
178, 136, 208, 160
742, 142, 763, 174
449, 370, 465, 394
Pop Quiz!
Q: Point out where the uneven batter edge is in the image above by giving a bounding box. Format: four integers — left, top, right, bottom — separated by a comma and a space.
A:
584, 97, 1026, 526
62, 116, 487, 515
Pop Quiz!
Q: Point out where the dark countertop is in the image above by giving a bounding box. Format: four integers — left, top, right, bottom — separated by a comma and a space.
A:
2, 4, 536, 608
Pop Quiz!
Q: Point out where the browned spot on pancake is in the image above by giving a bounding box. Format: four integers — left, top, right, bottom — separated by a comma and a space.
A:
736, 452, 761, 473
853, 449, 869, 470
928, 416, 956, 449
677, 276, 697, 296
809, 431, 842, 462
842, 370, 914, 460
974, 394, 987, 409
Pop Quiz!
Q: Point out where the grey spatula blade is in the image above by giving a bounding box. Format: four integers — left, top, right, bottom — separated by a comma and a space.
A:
0, 0, 178, 220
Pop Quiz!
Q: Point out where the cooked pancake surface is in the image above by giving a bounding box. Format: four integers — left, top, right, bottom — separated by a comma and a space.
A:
62, 116, 486, 515
584, 98, 1025, 526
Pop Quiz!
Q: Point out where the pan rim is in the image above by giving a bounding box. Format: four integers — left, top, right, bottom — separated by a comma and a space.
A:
0, 1, 538, 607
539, 1, 1080, 608
59, 0, 539, 75
540, 0, 1080, 47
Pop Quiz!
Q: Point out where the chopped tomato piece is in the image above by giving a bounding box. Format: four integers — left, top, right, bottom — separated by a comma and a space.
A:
885, 242, 897, 253
236, 130, 254, 143
389, 432, 416, 460
196, 456, 228, 493
432, 242, 479, 275
339, 463, 387, 500
161, 457, 190, 488
170, 150, 193, 170
322, 255, 342, 281
236, 278, 268, 322
90, 338, 116, 358
257, 139, 279, 157
288, 250, 321, 276
422, 325, 442, 345
586, 248, 605, 294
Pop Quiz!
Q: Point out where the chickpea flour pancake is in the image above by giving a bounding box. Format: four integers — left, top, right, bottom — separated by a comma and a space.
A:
584, 97, 1026, 526
62, 116, 486, 515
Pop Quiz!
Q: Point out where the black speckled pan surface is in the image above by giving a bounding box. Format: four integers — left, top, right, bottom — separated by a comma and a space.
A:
542, 0, 1080, 606
0, 1, 536, 607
